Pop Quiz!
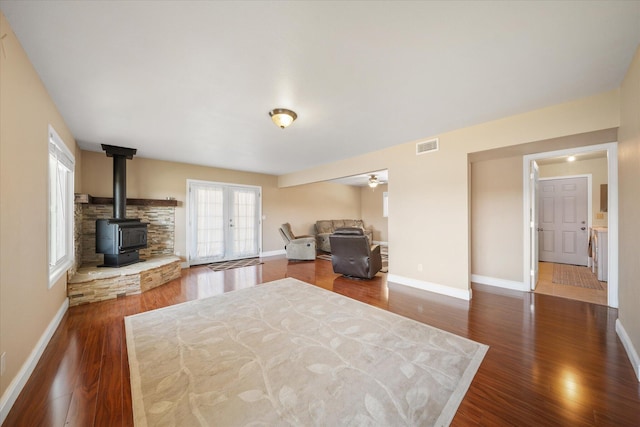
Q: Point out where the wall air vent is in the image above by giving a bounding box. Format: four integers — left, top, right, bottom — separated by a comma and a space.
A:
416, 138, 439, 155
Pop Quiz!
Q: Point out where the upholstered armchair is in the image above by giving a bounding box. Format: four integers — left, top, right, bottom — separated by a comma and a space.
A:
329, 227, 382, 279
279, 223, 317, 261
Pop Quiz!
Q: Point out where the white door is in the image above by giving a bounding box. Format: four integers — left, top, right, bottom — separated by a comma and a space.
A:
538, 177, 588, 266
530, 161, 540, 289
188, 180, 261, 265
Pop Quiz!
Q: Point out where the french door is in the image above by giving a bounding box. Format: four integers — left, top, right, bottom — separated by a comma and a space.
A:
187, 180, 261, 265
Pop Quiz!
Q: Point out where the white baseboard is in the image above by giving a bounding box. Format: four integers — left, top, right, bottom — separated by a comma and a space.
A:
0, 298, 69, 425
373, 241, 388, 246
260, 249, 286, 258
616, 318, 640, 382
470, 274, 528, 292
387, 274, 471, 300
180, 262, 189, 269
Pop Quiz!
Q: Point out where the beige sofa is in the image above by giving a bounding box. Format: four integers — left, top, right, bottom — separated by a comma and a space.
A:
315, 219, 373, 252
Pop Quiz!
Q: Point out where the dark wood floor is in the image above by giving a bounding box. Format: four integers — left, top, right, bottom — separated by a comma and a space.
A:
4, 256, 640, 426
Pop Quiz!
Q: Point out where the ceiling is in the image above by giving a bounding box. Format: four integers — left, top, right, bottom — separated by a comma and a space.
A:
536, 150, 607, 166
2, 1, 639, 176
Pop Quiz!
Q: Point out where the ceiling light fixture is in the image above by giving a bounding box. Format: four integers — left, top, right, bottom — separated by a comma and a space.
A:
567, 156, 576, 162
368, 175, 379, 188
269, 108, 297, 129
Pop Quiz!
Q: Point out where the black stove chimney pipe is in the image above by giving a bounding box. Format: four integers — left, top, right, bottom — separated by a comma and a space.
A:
101, 144, 137, 219
112, 155, 126, 219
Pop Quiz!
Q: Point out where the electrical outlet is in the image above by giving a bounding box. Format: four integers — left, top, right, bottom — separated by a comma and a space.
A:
1, 352, 6, 376
175, 251, 180, 257
596, 212, 604, 220
417, 263, 423, 272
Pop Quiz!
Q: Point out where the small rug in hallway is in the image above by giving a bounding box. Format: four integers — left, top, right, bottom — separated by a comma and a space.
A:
552, 263, 605, 290
125, 278, 488, 426
317, 245, 389, 273
207, 258, 263, 271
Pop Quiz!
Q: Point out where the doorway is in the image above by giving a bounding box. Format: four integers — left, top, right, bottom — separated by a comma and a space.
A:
523, 142, 618, 307
187, 180, 261, 266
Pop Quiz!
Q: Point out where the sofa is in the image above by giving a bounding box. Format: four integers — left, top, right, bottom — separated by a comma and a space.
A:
315, 219, 373, 253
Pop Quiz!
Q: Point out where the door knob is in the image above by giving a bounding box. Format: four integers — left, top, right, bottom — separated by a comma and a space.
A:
580, 227, 586, 230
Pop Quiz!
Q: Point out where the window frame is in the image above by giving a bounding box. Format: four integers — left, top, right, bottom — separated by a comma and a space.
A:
48, 125, 75, 288
382, 191, 389, 218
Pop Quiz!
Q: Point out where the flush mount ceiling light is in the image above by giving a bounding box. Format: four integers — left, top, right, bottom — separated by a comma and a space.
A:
368, 174, 379, 188
269, 108, 297, 129
567, 156, 576, 162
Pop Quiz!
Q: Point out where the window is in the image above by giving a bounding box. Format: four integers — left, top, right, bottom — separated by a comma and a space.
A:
48, 125, 74, 287
383, 191, 389, 218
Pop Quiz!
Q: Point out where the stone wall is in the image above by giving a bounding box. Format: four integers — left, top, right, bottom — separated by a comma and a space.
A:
80, 204, 175, 265
70, 202, 83, 277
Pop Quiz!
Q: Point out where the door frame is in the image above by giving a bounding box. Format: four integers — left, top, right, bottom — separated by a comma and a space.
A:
522, 142, 618, 307
531, 161, 539, 289
186, 179, 263, 267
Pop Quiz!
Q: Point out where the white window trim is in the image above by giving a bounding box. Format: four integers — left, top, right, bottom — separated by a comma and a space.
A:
48, 125, 75, 288
382, 191, 389, 218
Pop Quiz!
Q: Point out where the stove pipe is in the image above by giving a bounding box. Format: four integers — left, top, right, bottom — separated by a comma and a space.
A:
101, 144, 137, 218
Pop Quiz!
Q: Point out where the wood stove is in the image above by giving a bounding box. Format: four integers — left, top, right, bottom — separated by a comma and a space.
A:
96, 144, 148, 267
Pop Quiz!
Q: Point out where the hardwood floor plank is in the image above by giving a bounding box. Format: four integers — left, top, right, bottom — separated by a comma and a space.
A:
64, 319, 105, 427
3, 256, 640, 426
94, 317, 124, 427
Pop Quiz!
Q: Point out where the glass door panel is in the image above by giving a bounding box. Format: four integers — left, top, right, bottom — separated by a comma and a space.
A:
228, 186, 260, 259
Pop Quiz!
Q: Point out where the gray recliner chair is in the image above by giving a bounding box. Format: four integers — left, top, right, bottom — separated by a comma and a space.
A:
329, 227, 382, 279
279, 223, 317, 261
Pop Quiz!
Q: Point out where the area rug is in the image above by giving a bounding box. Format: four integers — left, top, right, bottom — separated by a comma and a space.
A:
552, 263, 605, 290
317, 245, 389, 273
207, 258, 263, 271
125, 278, 488, 426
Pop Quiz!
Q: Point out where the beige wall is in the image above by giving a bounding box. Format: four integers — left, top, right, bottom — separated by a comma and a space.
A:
539, 156, 609, 227
0, 12, 79, 399
81, 150, 361, 260
618, 45, 640, 376
280, 90, 620, 293
471, 157, 523, 281
360, 184, 388, 242
268, 182, 362, 239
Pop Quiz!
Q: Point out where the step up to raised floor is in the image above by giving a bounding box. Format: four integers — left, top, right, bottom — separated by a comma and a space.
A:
68, 255, 182, 306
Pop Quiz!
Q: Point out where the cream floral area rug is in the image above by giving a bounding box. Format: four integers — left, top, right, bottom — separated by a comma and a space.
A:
125, 278, 488, 426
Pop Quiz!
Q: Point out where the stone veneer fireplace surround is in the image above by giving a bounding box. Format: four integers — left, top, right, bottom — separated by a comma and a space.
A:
69, 194, 181, 306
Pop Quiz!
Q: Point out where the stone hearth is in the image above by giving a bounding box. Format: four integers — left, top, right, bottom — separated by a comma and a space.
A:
68, 255, 182, 306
